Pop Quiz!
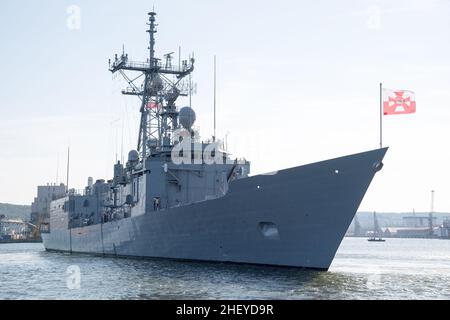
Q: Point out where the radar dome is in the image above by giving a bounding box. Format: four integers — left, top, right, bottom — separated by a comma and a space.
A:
179, 107, 196, 130
128, 150, 139, 162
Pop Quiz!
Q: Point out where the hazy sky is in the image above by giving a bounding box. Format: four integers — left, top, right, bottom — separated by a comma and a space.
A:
1, 0, 449, 213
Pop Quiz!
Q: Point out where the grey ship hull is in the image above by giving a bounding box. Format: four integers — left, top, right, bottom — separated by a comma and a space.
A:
42, 148, 387, 270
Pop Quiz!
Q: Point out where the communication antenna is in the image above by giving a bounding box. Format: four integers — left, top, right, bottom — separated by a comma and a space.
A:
213, 55, 217, 142
189, 53, 193, 107
56, 151, 59, 184
111, 118, 120, 163
66, 147, 70, 192
430, 190, 435, 213
121, 117, 124, 164
178, 46, 181, 71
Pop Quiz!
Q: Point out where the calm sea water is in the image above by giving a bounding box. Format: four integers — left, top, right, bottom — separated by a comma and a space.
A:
0, 238, 449, 300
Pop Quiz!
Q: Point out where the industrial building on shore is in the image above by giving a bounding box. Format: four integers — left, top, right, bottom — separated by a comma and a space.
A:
347, 213, 450, 239
1, 183, 67, 243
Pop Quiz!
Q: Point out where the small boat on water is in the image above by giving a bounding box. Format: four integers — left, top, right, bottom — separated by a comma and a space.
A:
368, 212, 386, 242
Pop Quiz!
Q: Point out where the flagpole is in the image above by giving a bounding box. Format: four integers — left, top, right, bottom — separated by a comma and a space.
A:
379, 82, 383, 149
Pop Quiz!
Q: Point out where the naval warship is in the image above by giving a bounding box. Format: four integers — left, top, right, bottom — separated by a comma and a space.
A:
41, 12, 387, 270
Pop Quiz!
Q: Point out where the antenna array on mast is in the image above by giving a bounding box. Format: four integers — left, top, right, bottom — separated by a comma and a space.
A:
109, 12, 195, 160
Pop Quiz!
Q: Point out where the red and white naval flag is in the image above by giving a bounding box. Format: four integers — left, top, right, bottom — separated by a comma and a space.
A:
146, 101, 158, 110
382, 89, 416, 115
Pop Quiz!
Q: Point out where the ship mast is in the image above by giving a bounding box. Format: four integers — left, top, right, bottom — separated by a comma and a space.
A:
109, 12, 195, 161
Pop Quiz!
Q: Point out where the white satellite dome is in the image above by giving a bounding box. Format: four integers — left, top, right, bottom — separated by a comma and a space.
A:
128, 150, 139, 162
179, 107, 196, 130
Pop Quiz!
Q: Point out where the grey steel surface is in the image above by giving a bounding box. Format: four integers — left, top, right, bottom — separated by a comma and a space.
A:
43, 148, 387, 270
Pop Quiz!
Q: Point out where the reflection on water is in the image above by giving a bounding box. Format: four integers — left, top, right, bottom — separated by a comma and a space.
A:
0, 238, 449, 299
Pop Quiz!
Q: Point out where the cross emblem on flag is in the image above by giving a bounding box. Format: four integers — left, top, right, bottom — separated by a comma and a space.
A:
382, 89, 416, 115
146, 101, 158, 110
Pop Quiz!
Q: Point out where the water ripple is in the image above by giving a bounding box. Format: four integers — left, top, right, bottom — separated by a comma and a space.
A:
0, 238, 449, 300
